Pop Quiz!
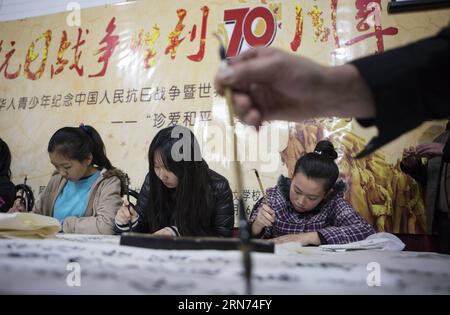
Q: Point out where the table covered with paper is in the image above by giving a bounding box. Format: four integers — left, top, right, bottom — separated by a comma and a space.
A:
0, 214, 449, 294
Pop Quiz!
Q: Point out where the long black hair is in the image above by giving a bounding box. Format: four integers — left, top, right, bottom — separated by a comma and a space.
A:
293, 140, 339, 192
0, 138, 12, 179
146, 125, 215, 236
47, 124, 113, 170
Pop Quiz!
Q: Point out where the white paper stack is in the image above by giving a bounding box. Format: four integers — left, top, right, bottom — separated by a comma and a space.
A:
319, 233, 406, 252
0, 212, 60, 239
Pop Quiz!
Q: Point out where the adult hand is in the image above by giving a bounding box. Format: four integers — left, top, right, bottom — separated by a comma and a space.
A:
214, 47, 375, 126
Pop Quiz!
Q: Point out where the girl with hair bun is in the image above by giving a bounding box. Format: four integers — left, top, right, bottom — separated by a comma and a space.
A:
250, 140, 375, 245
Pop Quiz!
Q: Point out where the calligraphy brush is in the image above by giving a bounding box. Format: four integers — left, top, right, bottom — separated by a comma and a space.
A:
214, 33, 252, 295
125, 174, 133, 232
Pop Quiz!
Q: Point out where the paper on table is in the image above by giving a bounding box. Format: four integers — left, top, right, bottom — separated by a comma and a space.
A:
319, 233, 406, 252
0, 213, 60, 239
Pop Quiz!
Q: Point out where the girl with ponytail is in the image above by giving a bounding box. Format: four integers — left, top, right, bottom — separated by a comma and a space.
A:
250, 140, 375, 245
10, 124, 125, 234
